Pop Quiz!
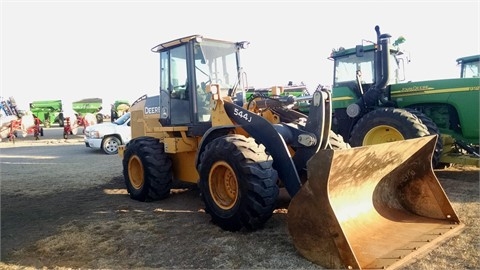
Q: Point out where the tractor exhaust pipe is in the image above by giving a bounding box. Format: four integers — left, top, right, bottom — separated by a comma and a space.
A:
287, 136, 464, 269
354, 25, 393, 109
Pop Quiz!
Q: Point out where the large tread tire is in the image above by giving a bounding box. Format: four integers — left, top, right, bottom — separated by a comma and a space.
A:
123, 137, 172, 201
198, 134, 279, 232
404, 108, 444, 168
350, 107, 429, 147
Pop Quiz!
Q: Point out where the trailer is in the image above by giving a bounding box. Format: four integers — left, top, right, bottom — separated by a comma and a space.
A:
29, 100, 64, 128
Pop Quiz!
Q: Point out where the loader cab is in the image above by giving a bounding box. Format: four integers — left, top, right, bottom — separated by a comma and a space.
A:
151, 35, 246, 135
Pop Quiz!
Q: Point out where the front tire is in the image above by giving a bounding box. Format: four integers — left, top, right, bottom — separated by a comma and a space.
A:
123, 137, 172, 201
350, 107, 429, 147
198, 134, 279, 232
102, 135, 121, 155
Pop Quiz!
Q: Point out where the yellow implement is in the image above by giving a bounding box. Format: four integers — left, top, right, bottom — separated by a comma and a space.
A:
288, 136, 464, 269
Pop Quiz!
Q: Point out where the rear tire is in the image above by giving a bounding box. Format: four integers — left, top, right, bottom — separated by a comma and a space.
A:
350, 107, 429, 146
404, 108, 444, 168
123, 137, 172, 201
198, 134, 279, 232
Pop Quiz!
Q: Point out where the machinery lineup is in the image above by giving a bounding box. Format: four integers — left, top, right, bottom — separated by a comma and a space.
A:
118, 26, 475, 269
0, 97, 131, 141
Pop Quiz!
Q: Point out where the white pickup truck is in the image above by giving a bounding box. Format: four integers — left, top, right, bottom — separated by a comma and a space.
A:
84, 112, 131, 155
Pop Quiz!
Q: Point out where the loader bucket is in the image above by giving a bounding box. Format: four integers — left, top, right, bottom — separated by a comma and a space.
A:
287, 136, 464, 269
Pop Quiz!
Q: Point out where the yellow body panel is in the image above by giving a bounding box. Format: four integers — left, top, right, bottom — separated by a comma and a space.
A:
171, 151, 199, 183
164, 136, 198, 153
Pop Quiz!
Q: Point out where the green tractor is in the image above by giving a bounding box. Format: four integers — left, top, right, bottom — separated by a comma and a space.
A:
110, 99, 130, 122
29, 100, 64, 128
329, 25, 479, 168
456, 54, 479, 78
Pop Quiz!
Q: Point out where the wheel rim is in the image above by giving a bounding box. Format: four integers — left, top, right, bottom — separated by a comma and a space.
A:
128, 155, 144, 189
363, 125, 405, 145
105, 139, 119, 154
209, 161, 238, 210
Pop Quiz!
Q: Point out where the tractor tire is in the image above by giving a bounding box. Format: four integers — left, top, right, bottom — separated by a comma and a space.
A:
350, 107, 429, 148
404, 108, 444, 168
123, 137, 172, 201
102, 135, 121, 155
198, 134, 279, 232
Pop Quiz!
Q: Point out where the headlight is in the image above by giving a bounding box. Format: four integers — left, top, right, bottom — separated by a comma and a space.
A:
89, 130, 101, 139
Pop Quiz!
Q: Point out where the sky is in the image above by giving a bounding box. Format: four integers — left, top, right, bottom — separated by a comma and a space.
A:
1, 0, 479, 114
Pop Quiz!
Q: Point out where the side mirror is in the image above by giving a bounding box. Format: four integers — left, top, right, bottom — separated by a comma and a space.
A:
355, 45, 364, 57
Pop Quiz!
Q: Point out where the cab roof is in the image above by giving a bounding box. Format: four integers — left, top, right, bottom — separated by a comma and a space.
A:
456, 54, 480, 64
151, 35, 240, 53
151, 35, 202, 52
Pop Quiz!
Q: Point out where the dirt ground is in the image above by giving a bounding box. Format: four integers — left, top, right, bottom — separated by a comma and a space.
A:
0, 132, 479, 269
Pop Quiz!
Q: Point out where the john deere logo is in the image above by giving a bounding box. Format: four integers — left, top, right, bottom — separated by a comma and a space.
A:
400, 85, 432, 92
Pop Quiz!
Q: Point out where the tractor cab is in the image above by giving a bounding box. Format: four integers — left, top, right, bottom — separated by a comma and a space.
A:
329, 40, 408, 101
151, 36, 249, 135
456, 54, 480, 78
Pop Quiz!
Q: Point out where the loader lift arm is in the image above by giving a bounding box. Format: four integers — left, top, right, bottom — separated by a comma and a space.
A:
222, 88, 332, 197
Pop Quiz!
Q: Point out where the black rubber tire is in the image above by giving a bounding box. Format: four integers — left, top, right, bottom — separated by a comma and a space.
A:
404, 108, 444, 168
198, 134, 279, 232
102, 135, 121, 155
58, 113, 65, 127
350, 107, 429, 146
123, 137, 172, 201
40, 127, 44, 137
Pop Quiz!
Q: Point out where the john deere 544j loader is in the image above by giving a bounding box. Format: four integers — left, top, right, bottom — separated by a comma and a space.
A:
119, 35, 463, 269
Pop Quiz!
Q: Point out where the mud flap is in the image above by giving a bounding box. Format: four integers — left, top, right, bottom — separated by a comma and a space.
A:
287, 135, 464, 269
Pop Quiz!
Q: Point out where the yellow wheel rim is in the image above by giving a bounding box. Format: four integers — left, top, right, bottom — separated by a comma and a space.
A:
128, 155, 144, 189
209, 161, 238, 210
363, 125, 405, 145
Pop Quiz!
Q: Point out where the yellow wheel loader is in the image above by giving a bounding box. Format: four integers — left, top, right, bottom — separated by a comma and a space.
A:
119, 35, 464, 269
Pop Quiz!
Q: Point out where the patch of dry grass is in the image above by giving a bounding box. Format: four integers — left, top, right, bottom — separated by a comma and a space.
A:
2, 164, 478, 270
